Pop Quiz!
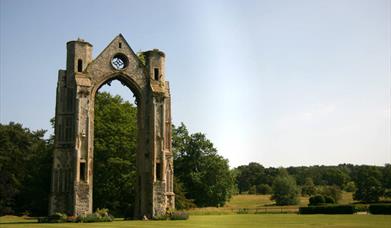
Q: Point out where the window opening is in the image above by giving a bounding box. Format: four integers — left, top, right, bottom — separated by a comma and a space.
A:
80, 162, 86, 181
154, 68, 159, 80
156, 162, 162, 180
77, 59, 83, 72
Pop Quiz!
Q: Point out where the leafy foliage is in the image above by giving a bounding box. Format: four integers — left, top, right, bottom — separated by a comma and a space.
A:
344, 181, 356, 192
93, 92, 137, 217
0, 122, 52, 216
236, 163, 266, 193
301, 177, 316, 196
38, 212, 67, 223
353, 166, 384, 202
248, 185, 257, 194
270, 169, 300, 205
256, 184, 272, 194
309, 195, 325, 206
173, 177, 196, 210
317, 185, 342, 203
173, 123, 234, 207
38, 209, 114, 223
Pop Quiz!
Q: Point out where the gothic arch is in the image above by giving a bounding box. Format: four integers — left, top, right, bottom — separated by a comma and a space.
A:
49, 35, 174, 218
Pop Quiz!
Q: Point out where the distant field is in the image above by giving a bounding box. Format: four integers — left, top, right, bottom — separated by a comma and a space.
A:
226, 192, 354, 208
187, 192, 354, 215
1, 214, 390, 228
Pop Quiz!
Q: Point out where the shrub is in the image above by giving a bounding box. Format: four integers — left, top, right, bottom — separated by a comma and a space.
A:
170, 211, 189, 220
78, 212, 113, 223
368, 204, 391, 215
248, 185, 257, 194
271, 174, 300, 205
38, 212, 67, 223
153, 211, 189, 220
344, 181, 356, 192
299, 205, 356, 214
256, 184, 272, 194
354, 204, 369, 213
309, 195, 325, 206
318, 185, 342, 203
77, 208, 114, 223
384, 189, 391, 198
324, 196, 335, 204
301, 178, 316, 196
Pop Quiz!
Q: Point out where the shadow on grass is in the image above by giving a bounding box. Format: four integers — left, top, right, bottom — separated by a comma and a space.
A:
0, 217, 38, 225
0, 221, 38, 225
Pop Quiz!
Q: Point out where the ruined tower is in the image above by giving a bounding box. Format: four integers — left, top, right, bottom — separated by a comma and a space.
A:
49, 35, 174, 218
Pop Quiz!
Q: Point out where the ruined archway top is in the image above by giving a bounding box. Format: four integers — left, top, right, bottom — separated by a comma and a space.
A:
83, 35, 147, 93
92, 72, 144, 102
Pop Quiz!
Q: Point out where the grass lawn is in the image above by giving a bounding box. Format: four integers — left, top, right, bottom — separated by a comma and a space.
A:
3, 193, 387, 227
1, 214, 390, 228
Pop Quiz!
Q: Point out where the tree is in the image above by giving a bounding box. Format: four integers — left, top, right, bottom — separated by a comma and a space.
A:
322, 168, 349, 188
256, 184, 272, 194
236, 162, 265, 193
173, 177, 196, 210
309, 195, 325, 206
318, 185, 342, 203
383, 164, 391, 189
93, 92, 137, 217
344, 181, 356, 192
353, 166, 384, 202
248, 185, 257, 194
270, 169, 300, 205
173, 123, 234, 207
0, 122, 52, 215
301, 177, 316, 196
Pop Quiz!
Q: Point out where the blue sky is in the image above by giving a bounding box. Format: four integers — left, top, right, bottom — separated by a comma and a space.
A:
1, 0, 390, 167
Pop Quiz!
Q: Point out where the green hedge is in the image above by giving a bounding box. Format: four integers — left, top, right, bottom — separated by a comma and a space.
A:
299, 205, 355, 214
369, 204, 391, 215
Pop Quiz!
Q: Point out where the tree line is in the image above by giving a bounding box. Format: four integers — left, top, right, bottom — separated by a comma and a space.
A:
235, 162, 391, 205
0, 92, 389, 216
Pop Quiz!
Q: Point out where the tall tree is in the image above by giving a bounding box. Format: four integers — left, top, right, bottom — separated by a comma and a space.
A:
236, 162, 265, 193
383, 164, 391, 190
0, 122, 51, 215
301, 177, 316, 196
173, 123, 234, 207
353, 166, 384, 202
271, 169, 300, 205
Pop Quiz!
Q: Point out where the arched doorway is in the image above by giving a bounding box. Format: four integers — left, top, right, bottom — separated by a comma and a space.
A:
49, 35, 174, 218
92, 79, 138, 218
